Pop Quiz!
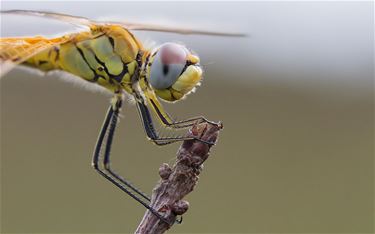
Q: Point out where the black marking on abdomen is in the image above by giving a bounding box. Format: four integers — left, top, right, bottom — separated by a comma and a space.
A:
93, 54, 114, 84
108, 36, 115, 48
92, 53, 129, 84
75, 44, 102, 82
113, 63, 129, 83
54, 47, 60, 62
38, 60, 48, 65
47, 46, 60, 63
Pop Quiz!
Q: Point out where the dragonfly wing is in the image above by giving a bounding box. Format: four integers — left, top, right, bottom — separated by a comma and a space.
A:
0, 60, 17, 77
0, 10, 94, 28
0, 37, 69, 77
111, 21, 246, 37
1, 10, 245, 37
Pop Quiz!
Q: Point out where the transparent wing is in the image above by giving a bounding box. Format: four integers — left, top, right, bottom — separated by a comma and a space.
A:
112, 21, 246, 37
1, 9, 94, 27
0, 37, 70, 77
1, 10, 246, 37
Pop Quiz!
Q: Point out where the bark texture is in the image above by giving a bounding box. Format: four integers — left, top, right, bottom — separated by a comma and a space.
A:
135, 122, 222, 233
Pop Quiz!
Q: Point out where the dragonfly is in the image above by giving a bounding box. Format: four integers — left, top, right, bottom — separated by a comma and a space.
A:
0, 10, 243, 225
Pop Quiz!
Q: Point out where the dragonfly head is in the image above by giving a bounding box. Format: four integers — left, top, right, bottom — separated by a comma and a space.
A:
146, 43, 202, 102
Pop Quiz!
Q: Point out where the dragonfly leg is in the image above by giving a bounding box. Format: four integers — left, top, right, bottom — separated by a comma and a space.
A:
136, 97, 215, 146
144, 89, 219, 129
92, 96, 173, 225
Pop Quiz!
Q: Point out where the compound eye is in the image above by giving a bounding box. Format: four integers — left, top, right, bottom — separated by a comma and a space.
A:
149, 43, 187, 89
159, 43, 187, 65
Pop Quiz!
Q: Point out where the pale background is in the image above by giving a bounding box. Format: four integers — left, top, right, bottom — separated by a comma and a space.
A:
0, 1, 374, 233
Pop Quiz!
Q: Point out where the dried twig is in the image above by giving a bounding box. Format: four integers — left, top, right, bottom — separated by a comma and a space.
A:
135, 122, 223, 234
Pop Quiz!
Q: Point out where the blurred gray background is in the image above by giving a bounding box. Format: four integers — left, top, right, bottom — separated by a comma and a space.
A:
1, 1, 374, 233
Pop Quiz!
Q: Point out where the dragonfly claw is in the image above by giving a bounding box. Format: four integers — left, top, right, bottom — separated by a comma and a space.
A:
175, 215, 183, 224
